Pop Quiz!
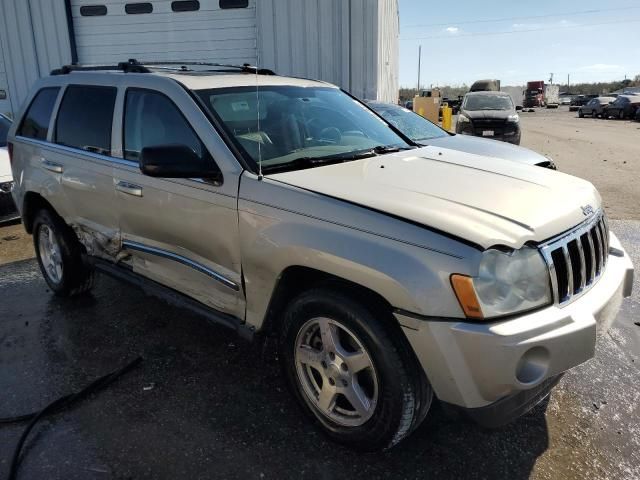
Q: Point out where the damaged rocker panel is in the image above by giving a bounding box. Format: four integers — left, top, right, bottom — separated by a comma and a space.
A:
121, 240, 240, 291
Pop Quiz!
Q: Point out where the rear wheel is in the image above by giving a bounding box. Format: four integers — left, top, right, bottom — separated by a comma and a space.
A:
619, 109, 625, 120
33, 209, 94, 296
279, 288, 432, 451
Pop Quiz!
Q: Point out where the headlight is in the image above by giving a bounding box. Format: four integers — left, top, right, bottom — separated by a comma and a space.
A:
451, 247, 552, 319
507, 114, 520, 123
457, 114, 470, 123
0, 181, 14, 193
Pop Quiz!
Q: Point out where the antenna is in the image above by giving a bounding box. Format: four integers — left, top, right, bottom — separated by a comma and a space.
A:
255, 2, 263, 181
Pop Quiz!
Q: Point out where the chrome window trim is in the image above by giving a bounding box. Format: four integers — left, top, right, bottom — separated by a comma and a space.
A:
122, 240, 239, 291
539, 210, 608, 307
15, 135, 138, 167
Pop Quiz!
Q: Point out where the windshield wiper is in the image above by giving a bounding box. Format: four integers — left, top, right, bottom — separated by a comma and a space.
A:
262, 145, 414, 174
262, 149, 377, 174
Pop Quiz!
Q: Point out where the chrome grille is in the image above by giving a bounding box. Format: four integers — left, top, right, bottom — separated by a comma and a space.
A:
539, 212, 609, 305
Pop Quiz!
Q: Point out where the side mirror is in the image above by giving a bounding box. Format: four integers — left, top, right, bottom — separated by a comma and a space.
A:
140, 144, 222, 182
515, 105, 523, 111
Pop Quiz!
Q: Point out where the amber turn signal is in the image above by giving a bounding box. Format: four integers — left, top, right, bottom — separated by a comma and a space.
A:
450, 274, 484, 320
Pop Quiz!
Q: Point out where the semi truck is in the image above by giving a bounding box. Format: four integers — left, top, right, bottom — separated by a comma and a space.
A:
523, 80, 544, 108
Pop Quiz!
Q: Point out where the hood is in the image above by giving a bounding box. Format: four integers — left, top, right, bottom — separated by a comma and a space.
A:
424, 135, 547, 166
0, 147, 11, 182
270, 146, 599, 250
462, 109, 513, 120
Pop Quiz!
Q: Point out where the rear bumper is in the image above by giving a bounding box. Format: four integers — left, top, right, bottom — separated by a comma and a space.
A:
398, 232, 634, 411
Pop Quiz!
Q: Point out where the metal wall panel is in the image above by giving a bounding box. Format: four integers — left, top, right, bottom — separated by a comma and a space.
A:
257, 0, 398, 102
257, 0, 350, 89
0, 0, 71, 115
376, 0, 398, 103
71, 0, 258, 65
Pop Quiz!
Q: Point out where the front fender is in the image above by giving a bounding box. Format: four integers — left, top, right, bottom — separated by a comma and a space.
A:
239, 174, 479, 330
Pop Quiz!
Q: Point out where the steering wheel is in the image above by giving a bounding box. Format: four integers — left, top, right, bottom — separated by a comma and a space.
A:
318, 127, 342, 144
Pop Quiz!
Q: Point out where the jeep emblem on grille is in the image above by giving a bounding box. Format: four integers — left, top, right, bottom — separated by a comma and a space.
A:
581, 205, 595, 216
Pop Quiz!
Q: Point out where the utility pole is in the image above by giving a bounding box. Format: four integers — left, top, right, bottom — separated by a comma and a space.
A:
567, 73, 570, 89
417, 45, 422, 95
549, 72, 554, 84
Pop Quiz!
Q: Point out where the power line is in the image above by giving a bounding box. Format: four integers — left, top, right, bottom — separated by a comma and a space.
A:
402, 5, 640, 28
400, 18, 640, 40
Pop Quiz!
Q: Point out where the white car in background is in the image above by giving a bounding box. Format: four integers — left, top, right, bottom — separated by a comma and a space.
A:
0, 113, 20, 223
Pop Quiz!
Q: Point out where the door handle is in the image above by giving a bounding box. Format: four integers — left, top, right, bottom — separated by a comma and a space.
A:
41, 159, 64, 173
115, 181, 143, 197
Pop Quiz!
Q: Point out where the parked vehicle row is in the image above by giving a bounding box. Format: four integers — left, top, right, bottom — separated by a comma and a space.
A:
578, 95, 640, 120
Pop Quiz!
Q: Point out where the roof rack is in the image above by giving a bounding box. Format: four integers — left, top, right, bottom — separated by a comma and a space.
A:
51, 58, 276, 76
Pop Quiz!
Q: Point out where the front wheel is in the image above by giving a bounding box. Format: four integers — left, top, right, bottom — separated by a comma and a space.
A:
279, 289, 432, 451
578, 110, 584, 118
619, 110, 625, 120
33, 209, 94, 296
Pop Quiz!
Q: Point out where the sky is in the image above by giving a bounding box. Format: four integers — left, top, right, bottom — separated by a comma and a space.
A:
398, 0, 640, 88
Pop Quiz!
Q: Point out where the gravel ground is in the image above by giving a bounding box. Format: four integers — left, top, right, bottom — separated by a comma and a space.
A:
0, 109, 638, 479
519, 108, 640, 221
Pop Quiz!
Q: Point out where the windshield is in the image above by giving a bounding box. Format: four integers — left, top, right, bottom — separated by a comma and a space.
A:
463, 95, 513, 111
0, 115, 11, 147
196, 86, 411, 173
370, 104, 448, 143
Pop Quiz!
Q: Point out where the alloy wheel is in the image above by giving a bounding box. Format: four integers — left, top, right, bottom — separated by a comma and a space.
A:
38, 224, 63, 284
294, 317, 379, 427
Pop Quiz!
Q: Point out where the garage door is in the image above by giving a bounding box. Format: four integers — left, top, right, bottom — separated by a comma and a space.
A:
70, 0, 257, 66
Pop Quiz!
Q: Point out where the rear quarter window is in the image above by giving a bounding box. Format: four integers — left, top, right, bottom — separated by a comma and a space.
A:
55, 85, 117, 155
17, 87, 60, 140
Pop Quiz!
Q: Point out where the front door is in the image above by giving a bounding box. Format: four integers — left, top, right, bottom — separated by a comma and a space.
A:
112, 86, 244, 320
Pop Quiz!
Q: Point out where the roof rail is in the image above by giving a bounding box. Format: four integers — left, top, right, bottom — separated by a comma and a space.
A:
50, 59, 276, 76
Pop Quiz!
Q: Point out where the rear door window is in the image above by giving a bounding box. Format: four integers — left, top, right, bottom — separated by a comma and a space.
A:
55, 85, 117, 155
18, 87, 60, 140
123, 89, 212, 166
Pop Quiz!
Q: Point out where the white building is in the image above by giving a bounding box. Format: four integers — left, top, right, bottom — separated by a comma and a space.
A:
0, 0, 399, 116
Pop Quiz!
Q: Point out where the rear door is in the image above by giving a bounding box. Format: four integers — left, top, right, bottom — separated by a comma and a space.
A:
112, 80, 244, 320
49, 82, 120, 258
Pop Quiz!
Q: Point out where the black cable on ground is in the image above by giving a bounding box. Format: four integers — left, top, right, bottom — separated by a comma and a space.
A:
1, 356, 142, 480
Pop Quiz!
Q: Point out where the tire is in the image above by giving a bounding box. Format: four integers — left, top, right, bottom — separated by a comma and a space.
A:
279, 288, 432, 451
619, 110, 625, 120
578, 110, 584, 118
602, 110, 608, 119
33, 208, 95, 296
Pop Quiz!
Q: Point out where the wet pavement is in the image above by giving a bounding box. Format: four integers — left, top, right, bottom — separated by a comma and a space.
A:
0, 220, 638, 480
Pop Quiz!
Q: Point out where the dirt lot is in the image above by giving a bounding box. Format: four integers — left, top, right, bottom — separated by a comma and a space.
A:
1, 109, 638, 479
519, 108, 640, 221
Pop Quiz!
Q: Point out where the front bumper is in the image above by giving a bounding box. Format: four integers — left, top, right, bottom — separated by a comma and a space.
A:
398, 232, 634, 412
0, 190, 19, 223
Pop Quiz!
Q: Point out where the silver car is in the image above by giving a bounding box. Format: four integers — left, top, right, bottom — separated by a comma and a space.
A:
8, 61, 634, 451
367, 101, 556, 169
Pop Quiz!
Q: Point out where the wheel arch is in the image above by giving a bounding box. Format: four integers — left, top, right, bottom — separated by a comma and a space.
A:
22, 191, 59, 234
261, 266, 395, 336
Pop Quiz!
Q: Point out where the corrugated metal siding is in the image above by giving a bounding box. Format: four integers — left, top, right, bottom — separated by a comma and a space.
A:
257, 0, 398, 102
71, 0, 257, 65
0, 0, 71, 115
0, 40, 11, 116
257, 0, 350, 88
376, 0, 398, 103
